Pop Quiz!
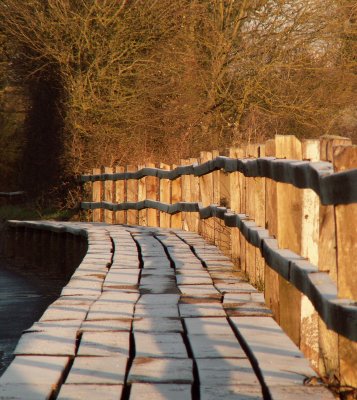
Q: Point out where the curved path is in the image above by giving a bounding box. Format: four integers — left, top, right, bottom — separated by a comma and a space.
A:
0, 222, 334, 400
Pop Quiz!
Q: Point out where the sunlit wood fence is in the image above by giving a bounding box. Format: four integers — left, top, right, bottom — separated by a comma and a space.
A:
80, 134, 357, 388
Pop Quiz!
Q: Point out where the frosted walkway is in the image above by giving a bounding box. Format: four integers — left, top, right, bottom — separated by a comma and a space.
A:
0, 222, 334, 400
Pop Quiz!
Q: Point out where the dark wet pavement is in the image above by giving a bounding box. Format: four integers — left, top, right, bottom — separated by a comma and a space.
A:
0, 261, 65, 376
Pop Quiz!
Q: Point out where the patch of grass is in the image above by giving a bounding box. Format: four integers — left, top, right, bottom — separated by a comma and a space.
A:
0, 203, 79, 222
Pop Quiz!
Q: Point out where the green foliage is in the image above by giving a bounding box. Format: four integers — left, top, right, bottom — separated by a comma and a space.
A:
0, 203, 78, 222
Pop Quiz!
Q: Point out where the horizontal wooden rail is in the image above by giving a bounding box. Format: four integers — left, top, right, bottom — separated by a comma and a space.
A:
0, 191, 25, 198
81, 157, 357, 205
80, 200, 357, 342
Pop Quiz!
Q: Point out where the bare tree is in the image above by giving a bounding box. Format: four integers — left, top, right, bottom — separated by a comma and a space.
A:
0, 0, 355, 198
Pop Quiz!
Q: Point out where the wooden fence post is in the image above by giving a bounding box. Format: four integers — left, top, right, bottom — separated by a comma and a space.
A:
115, 166, 126, 224
300, 139, 320, 369
318, 136, 351, 380
333, 145, 357, 388
255, 144, 266, 289
211, 150, 221, 247
126, 165, 138, 226
159, 163, 171, 228
240, 144, 247, 273
137, 164, 147, 226
146, 162, 158, 227
264, 139, 280, 321
229, 147, 245, 269
199, 151, 214, 242
181, 159, 191, 232
245, 144, 259, 285
104, 167, 114, 224
276, 135, 303, 346
189, 158, 200, 233
92, 167, 102, 222
219, 157, 231, 257
171, 164, 182, 229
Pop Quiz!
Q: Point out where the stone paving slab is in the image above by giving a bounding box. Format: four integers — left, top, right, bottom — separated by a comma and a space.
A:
103, 269, 140, 287
61, 276, 104, 296
111, 261, 140, 269
130, 383, 191, 400
176, 274, 213, 285
200, 384, 264, 400
57, 384, 123, 400
50, 295, 99, 305
26, 320, 83, 332
230, 316, 318, 386
139, 276, 176, 287
187, 333, 246, 358
71, 266, 108, 276
14, 330, 77, 356
268, 385, 335, 399
178, 285, 221, 298
137, 294, 180, 305
38, 304, 90, 322
142, 259, 171, 269
184, 317, 233, 335
223, 292, 253, 304
139, 285, 180, 294
65, 356, 127, 384
0, 355, 69, 385
196, 358, 259, 386
128, 358, 193, 383
0, 383, 57, 400
77, 331, 130, 356
97, 291, 139, 302
102, 287, 139, 294
174, 262, 206, 270
133, 318, 183, 333
179, 303, 226, 317
86, 300, 135, 320
214, 282, 259, 293
0, 223, 335, 400
134, 332, 188, 358
135, 304, 179, 318
225, 302, 273, 317
80, 319, 132, 332
141, 268, 175, 276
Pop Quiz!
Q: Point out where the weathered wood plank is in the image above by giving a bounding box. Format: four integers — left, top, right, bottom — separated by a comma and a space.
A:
300, 139, 320, 370
199, 151, 214, 242
171, 164, 182, 229
159, 163, 171, 228
219, 167, 231, 257
104, 167, 114, 224
333, 145, 357, 388
276, 135, 303, 346
264, 140, 280, 322
146, 163, 158, 227
317, 137, 347, 380
189, 158, 200, 233
181, 159, 191, 232
245, 145, 259, 285
115, 166, 126, 224
92, 168, 102, 222
212, 150, 222, 248
229, 147, 245, 269
126, 165, 138, 226
137, 164, 147, 226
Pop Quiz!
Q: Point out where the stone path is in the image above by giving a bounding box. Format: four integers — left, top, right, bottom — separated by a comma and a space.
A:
0, 223, 334, 399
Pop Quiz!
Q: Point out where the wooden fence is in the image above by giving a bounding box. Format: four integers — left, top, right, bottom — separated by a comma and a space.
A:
80, 135, 357, 388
